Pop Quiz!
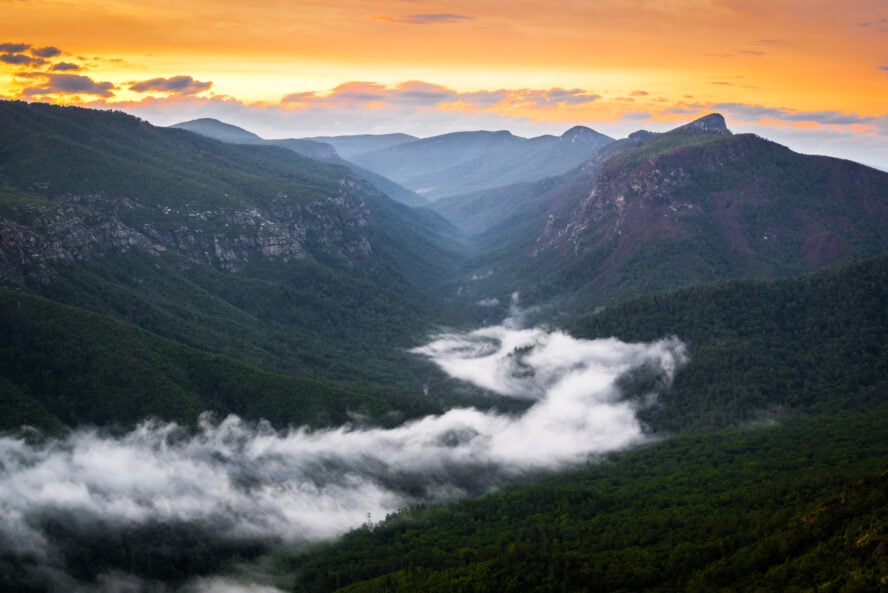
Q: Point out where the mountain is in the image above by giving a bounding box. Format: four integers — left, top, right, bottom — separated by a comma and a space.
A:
0, 100, 469, 428
455, 114, 888, 311
170, 117, 263, 143
172, 118, 428, 207
306, 133, 418, 159
348, 126, 614, 200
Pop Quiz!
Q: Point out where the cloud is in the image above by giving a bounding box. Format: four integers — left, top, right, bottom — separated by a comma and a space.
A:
630, 90, 649, 96
129, 75, 212, 95
20, 73, 115, 97
50, 62, 80, 72
0, 325, 686, 587
620, 111, 653, 121
0, 42, 29, 53
30, 46, 61, 58
283, 81, 456, 107
0, 53, 45, 66
881, 65, 888, 73
377, 13, 472, 25
476, 298, 500, 307
712, 102, 879, 126
857, 18, 887, 32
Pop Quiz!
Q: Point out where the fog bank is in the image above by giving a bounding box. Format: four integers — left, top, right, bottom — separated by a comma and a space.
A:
0, 325, 685, 590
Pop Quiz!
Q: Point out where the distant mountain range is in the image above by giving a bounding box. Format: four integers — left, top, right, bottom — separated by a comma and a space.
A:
171, 118, 428, 207
174, 118, 616, 203
346, 126, 614, 200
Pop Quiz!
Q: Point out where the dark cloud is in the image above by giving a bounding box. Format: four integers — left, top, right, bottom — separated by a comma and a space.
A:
0, 53, 46, 66
378, 13, 472, 25
21, 73, 116, 98
0, 42, 29, 53
129, 75, 212, 95
30, 46, 61, 58
50, 62, 81, 72
880, 65, 888, 73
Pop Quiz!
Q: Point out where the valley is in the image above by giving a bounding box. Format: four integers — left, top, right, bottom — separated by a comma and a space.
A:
0, 100, 886, 593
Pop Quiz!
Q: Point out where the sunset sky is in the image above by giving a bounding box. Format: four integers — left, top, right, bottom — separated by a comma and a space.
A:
1, 0, 886, 168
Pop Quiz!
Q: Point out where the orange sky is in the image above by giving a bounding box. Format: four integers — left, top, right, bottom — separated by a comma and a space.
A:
1, 0, 886, 166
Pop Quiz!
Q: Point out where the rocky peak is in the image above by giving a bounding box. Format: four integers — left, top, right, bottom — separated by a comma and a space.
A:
676, 113, 731, 135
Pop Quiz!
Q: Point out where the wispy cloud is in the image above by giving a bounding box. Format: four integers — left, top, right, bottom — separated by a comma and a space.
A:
129, 74, 212, 95
856, 17, 887, 32
376, 13, 472, 25
282, 81, 600, 112
712, 102, 881, 127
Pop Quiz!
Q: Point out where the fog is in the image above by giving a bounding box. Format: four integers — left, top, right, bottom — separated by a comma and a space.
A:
0, 323, 685, 590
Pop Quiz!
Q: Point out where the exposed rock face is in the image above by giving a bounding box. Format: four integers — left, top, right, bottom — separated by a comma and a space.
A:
675, 113, 732, 135
518, 117, 888, 301
0, 189, 373, 282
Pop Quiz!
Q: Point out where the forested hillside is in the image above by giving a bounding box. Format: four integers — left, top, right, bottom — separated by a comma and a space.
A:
277, 256, 888, 593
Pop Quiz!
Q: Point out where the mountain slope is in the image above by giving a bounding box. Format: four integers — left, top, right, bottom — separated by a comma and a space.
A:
278, 255, 888, 593
306, 133, 418, 159
349, 127, 614, 200
0, 101, 468, 417
460, 114, 888, 310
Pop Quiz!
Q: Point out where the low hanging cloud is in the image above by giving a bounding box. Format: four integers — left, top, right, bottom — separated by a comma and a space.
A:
129, 75, 213, 96
0, 325, 686, 581
377, 13, 473, 25
20, 72, 115, 97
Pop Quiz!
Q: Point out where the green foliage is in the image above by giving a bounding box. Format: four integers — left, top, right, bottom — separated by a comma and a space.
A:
571, 255, 888, 431
0, 287, 396, 430
280, 409, 888, 593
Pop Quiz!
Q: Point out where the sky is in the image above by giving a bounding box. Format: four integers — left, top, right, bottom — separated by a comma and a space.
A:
1, 0, 886, 168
